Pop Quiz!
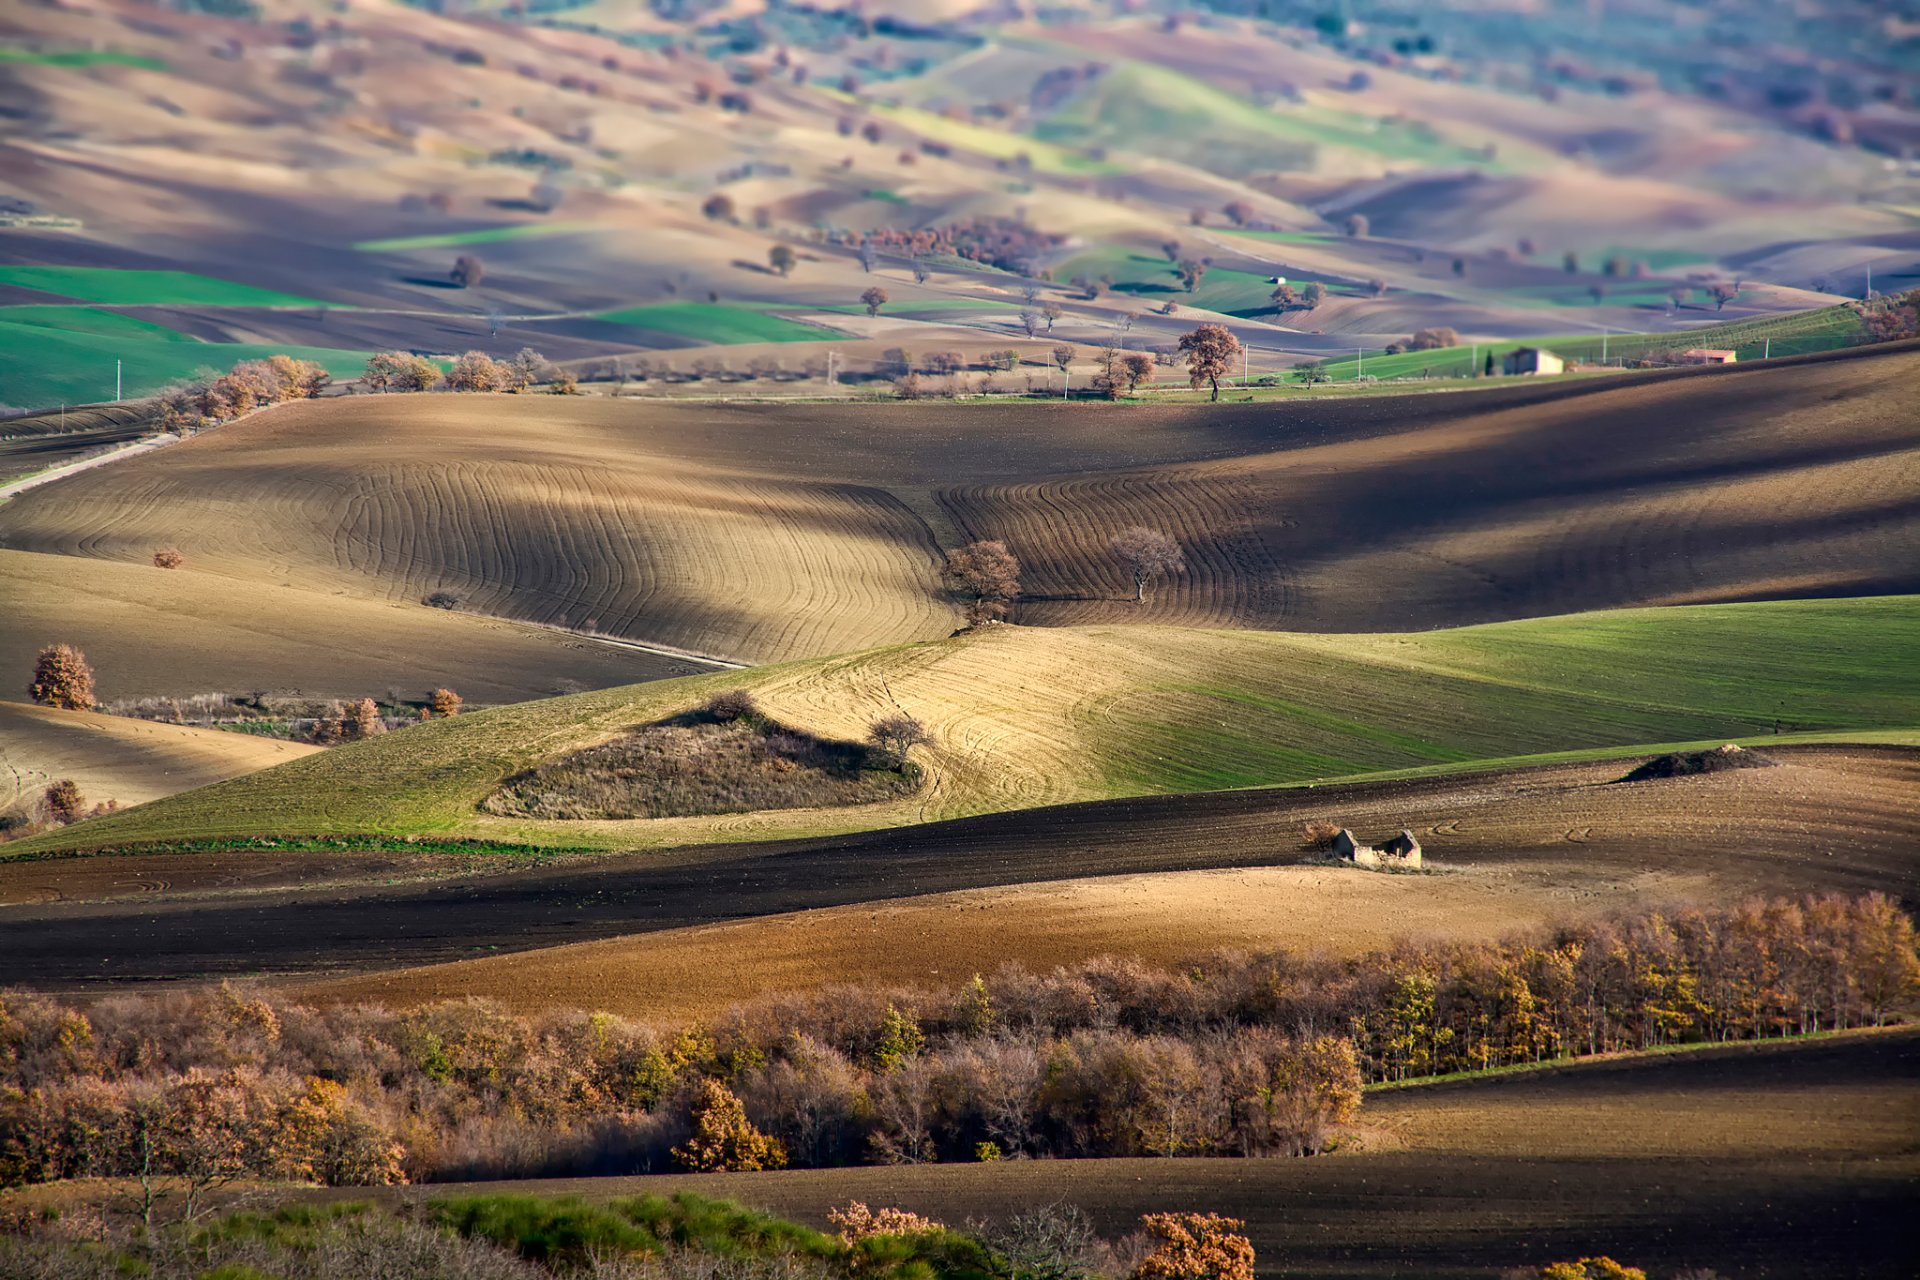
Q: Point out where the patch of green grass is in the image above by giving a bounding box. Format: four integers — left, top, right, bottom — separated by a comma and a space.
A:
835, 94, 1118, 176
0, 266, 335, 309
597, 303, 835, 344
1031, 59, 1491, 176
1311, 301, 1871, 381
0, 46, 166, 70
862, 188, 910, 206
353, 223, 596, 253
0, 314, 374, 409
1221, 228, 1336, 245
9, 597, 1914, 858
1056, 247, 1309, 316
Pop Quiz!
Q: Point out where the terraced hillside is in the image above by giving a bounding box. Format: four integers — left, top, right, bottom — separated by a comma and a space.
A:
2, 346, 1914, 680
5, 595, 1913, 860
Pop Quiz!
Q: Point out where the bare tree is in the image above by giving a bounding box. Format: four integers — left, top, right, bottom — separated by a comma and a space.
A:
868, 714, 930, 769
1018, 309, 1041, 338
1111, 527, 1186, 603
942, 539, 1020, 626
1041, 302, 1062, 333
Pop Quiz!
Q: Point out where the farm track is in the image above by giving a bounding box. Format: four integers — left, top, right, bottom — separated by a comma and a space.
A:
0, 744, 1911, 988
0, 344, 1913, 686
340, 1030, 1920, 1280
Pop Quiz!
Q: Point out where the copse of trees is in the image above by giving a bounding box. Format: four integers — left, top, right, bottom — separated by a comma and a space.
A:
363, 351, 440, 393
0, 895, 1906, 1188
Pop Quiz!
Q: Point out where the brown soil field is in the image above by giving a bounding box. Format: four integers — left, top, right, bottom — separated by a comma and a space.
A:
3, 743, 1910, 989
0, 700, 319, 813
361, 1029, 1920, 1279
2, 345, 1911, 668
0, 549, 705, 701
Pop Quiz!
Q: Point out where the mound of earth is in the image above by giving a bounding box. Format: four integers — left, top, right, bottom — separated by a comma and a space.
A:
1618, 743, 1778, 782
482, 715, 919, 821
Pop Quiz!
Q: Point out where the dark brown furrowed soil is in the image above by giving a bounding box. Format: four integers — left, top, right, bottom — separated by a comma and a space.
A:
0, 744, 1911, 989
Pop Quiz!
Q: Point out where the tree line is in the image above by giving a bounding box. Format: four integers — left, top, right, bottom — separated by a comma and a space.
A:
1, 894, 1908, 1192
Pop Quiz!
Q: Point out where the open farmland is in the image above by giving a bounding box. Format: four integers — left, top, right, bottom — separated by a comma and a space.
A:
0, 549, 703, 702
0, 700, 319, 814
3, 594, 1913, 864
1, 345, 1913, 667
350, 1031, 1918, 1280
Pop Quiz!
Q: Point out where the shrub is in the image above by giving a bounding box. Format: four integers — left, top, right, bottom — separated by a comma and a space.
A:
451, 255, 485, 288
702, 689, 761, 723
43, 780, 84, 825
429, 688, 463, 718
422, 590, 461, 610
347, 698, 386, 741
28, 644, 96, 711
828, 1202, 946, 1243
1302, 821, 1342, 851
152, 547, 186, 569
1132, 1214, 1254, 1280
547, 370, 580, 395
673, 1078, 787, 1172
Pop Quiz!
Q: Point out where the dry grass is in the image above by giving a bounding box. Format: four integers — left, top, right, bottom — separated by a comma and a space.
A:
483, 718, 918, 820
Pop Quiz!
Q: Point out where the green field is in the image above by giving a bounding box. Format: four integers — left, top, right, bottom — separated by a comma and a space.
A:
0, 267, 335, 309
1313, 302, 1871, 382
1057, 247, 1349, 317
597, 303, 836, 344
10, 596, 1913, 857
1030, 59, 1492, 176
830, 93, 1118, 176
0, 47, 166, 70
354, 224, 597, 253
0, 312, 374, 409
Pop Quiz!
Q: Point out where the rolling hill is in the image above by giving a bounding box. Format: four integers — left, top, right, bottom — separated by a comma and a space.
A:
4, 594, 1913, 861
0, 699, 319, 814
0, 345, 1913, 684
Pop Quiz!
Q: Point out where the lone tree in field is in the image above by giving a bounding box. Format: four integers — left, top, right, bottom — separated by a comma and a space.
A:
868, 714, 930, 770
1176, 323, 1241, 402
1291, 360, 1331, 387
1708, 282, 1739, 311
1121, 352, 1156, 393
1160, 239, 1182, 262
1175, 258, 1207, 292
152, 547, 185, 569
449, 255, 484, 289
1111, 526, 1186, 603
429, 688, 463, 718
1269, 283, 1301, 312
1343, 212, 1369, 237
701, 192, 736, 223
769, 244, 797, 277
861, 286, 889, 317
44, 780, 85, 825
29, 644, 96, 711
1368, 278, 1388, 298
942, 539, 1020, 626
1302, 280, 1328, 310
1051, 344, 1076, 379
1222, 199, 1254, 227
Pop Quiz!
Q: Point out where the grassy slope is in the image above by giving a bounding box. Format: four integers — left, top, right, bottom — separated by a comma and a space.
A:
596, 304, 836, 344
8, 596, 1914, 856
354, 224, 598, 252
1316, 302, 1870, 380
0, 267, 333, 308
0, 318, 375, 409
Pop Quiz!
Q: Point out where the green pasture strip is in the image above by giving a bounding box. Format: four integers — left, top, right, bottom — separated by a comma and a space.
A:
0, 266, 337, 309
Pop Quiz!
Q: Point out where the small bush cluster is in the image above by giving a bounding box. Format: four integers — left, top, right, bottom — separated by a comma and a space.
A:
365, 347, 556, 395
158, 355, 328, 430
0, 781, 118, 844
483, 704, 920, 820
